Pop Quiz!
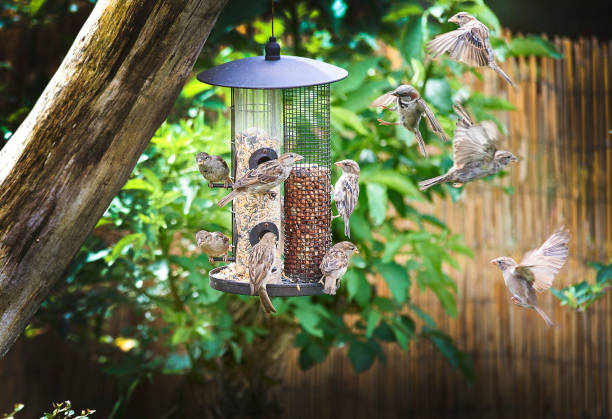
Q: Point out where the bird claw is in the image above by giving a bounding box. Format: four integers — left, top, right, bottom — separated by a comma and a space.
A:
377, 118, 401, 126
208, 256, 214, 264
511, 296, 526, 307
223, 254, 228, 263
208, 181, 214, 188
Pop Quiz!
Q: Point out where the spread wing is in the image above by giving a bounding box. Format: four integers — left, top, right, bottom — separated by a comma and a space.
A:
248, 243, 275, 291
320, 249, 348, 276
370, 92, 397, 109
417, 98, 448, 141
517, 227, 571, 292
452, 104, 498, 168
427, 25, 490, 67
233, 161, 283, 189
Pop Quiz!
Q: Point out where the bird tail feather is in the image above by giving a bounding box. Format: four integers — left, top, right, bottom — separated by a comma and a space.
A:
414, 129, 428, 157
490, 62, 518, 90
323, 276, 337, 295
418, 174, 448, 191
344, 217, 351, 238
218, 190, 238, 207
534, 306, 555, 328
259, 288, 276, 314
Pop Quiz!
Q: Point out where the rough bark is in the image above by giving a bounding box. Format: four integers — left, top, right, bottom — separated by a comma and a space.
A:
0, 0, 227, 357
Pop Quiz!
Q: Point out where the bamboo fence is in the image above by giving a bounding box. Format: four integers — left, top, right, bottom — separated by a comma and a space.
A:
282, 36, 612, 419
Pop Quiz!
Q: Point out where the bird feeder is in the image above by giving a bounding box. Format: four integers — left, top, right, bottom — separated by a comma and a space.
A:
197, 37, 347, 297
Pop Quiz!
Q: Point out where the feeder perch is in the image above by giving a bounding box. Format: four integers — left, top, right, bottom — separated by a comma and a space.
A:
197, 36, 347, 297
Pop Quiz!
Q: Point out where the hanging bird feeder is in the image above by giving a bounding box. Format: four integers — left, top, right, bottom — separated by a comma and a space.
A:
197, 36, 347, 297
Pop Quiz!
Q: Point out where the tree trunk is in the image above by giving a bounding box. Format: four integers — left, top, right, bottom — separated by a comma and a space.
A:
0, 0, 227, 357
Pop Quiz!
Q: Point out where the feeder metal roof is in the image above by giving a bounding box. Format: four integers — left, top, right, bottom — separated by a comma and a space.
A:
197, 55, 348, 89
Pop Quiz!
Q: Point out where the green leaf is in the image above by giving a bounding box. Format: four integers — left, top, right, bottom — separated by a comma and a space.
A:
596, 263, 612, 284
509, 36, 563, 59
346, 270, 372, 307
366, 183, 388, 225
29, 0, 46, 16
373, 321, 395, 342
294, 307, 324, 338
382, 2, 423, 21
360, 169, 425, 201
409, 303, 436, 328
375, 261, 411, 303
365, 309, 382, 338
141, 168, 163, 190
334, 57, 380, 96
424, 78, 452, 113
106, 233, 145, 263
331, 106, 368, 135
423, 326, 474, 383
123, 178, 154, 192
399, 16, 423, 63
348, 340, 375, 373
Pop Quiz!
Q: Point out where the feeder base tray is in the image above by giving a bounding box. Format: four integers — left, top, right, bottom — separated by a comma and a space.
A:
209, 266, 324, 297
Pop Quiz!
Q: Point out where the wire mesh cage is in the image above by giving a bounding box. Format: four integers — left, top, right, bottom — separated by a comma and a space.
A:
283, 85, 332, 281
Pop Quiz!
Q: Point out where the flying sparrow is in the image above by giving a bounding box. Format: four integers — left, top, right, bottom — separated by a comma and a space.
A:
418, 104, 518, 191
195, 230, 230, 263
248, 232, 278, 314
427, 12, 517, 89
320, 241, 359, 295
196, 152, 232, 188
491, 227, 571, 327
332, 160, 360, 238
217, 152, 303, 207
371, 84, 448, 157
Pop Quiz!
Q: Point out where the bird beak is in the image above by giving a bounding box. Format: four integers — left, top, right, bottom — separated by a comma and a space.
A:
391, 91, 400, 97
296, 155, 304, 161
511, 156, 519, 163
354, 249, 360, 254
448, 16, 458, 23
489, 259, 497, 265
334, 162, 342, 167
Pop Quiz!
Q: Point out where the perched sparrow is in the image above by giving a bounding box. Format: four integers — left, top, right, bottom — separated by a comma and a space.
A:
332, 160, 360, 238
427, 12, 517, 89
248, 232, 278, 314
196, 152, 232, 188
195, 230, 230, 263
371, 85, 448, 157
217, 152, 303, 207
491, 227, 571, 327
418, 104, 518, 191
320, 241, 359, 295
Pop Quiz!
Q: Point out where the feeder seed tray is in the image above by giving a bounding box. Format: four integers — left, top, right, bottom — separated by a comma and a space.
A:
209, 265, 324, 297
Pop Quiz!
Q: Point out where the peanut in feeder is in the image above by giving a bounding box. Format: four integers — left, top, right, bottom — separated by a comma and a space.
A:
196, 35, 347, 298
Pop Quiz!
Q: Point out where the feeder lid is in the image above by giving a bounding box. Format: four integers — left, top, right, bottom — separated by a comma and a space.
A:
197, 54, 348, 89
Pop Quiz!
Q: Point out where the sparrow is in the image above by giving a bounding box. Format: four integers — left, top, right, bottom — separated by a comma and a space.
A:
195, 230, 230, 263
248, 232, 278, 314
491, 227, 571, 327
196, 152, 232, 188
217, 152, 303, 207
427, 12, 517, 89
371, 85, 448, 157
332, 160, 360, 238
320, 241, 359, 295
418, 104, 518, 191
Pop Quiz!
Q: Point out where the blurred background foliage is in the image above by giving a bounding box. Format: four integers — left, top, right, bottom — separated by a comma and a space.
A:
2, 0, 600, 417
